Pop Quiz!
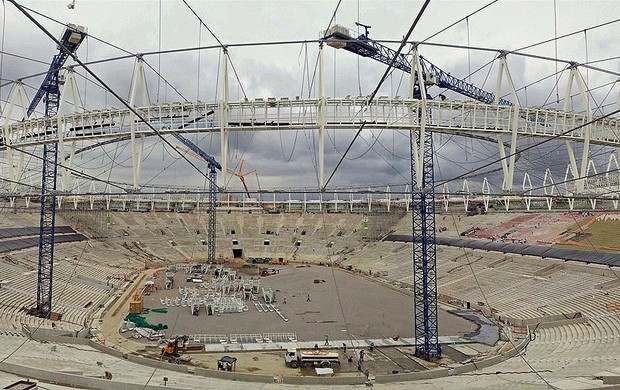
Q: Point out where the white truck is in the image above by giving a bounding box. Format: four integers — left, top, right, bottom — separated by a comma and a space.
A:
285, 348, 340, 368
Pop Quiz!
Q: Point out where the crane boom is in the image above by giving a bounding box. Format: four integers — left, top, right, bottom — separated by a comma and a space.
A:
322, 24, 512, 106
172, 133, 222, 171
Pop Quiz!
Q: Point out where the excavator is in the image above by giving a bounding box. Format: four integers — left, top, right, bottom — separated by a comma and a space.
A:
161, 335, 188, 362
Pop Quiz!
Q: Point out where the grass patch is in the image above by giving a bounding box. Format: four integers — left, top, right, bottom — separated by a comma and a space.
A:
559, 220, 620, 248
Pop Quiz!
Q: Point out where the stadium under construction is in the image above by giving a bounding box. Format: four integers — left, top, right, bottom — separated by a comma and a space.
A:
1, 1, 620, 389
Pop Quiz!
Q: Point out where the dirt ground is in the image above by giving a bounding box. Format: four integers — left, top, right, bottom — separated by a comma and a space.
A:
137, 263, 476, 341
103, 262, 479, 376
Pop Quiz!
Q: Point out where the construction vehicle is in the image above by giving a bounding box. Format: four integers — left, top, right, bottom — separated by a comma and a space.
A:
247, 256, 271, 264
161, 335, 188, 359
270, 258, 288, 265
284, 348, 340, 368
259, 267, 277, 277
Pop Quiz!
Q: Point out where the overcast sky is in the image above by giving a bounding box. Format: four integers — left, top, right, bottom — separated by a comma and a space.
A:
1, 1, 619, 197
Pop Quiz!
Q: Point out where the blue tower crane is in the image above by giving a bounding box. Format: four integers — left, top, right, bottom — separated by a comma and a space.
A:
323, 23, 511, 361
323, 24, 512, 106
28, 24, 87, 319
172, 133, 221, 264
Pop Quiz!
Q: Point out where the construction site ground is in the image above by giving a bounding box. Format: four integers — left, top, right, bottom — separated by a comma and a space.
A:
99, 263, 481, 377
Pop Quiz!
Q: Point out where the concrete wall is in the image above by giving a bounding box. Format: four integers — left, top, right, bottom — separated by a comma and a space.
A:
29, 333, 91, 345
501, 312, 585, 327
88, 341, 128, 359
375, 335, 530, 384
126, 354, 189, 375
534, 316, 588, 329
193, 367, 274, 383
602, 376, 620, 385
0, 361, 187, 390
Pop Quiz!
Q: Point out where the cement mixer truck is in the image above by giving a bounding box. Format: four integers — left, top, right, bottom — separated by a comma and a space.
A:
284, 348, 340, 368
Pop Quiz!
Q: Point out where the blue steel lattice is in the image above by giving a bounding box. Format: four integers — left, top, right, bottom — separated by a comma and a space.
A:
207, 167, 217, 263
35, 67, 62, 318
36, 143, 58, 318
172, 132, 220, 263
322, 27, 512, 106
409, 126, 441, 360
32, 25, 86, 318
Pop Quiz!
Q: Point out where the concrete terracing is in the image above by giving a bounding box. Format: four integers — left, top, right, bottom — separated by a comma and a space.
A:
0, 209, 620, 389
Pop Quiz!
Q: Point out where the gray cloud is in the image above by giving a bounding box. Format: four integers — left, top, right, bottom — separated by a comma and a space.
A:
2, 1, 619, 197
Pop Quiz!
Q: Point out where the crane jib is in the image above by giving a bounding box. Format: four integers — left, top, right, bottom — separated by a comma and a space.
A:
322, 24, 512, 106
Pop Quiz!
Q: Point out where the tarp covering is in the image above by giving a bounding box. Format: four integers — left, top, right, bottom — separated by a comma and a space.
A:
0, 226, 75, 239
123, 313, 168, 331
384, 234, 620, 267
0, 233, 86, 254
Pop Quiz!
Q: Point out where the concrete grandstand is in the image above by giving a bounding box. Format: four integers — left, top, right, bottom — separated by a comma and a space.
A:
1, 200, 620, 389
1, 1, 620, 389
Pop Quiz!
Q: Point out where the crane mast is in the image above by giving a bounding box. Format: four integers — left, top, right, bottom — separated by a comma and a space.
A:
172, 133, 221, 264
28, 24, 86, 319
322, 23, 511, 360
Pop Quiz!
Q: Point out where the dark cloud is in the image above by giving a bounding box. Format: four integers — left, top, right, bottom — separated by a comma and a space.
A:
1, 1, 619, 198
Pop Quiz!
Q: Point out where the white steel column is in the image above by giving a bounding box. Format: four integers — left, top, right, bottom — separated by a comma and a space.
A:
462, 180, 470, 211
543, 168, 555, 211
128, 58, 149, 190
318, 45, 326, 189
494, 55, 521, 194
586, 160, 597, 210
57, 70, 81, 193
2, 83, 29, 193
481, 178, 490, 212
89, 181, 96, 210
605, 80, 620, 200
563, 66, 592, 193
607, 153, 620, 190
522, 173, 532, 211
219, 47, 230, 188
349, 188, 354, 213
334, 191, 338, 213
404, 184, 411, 211
442, 183, 449, 212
